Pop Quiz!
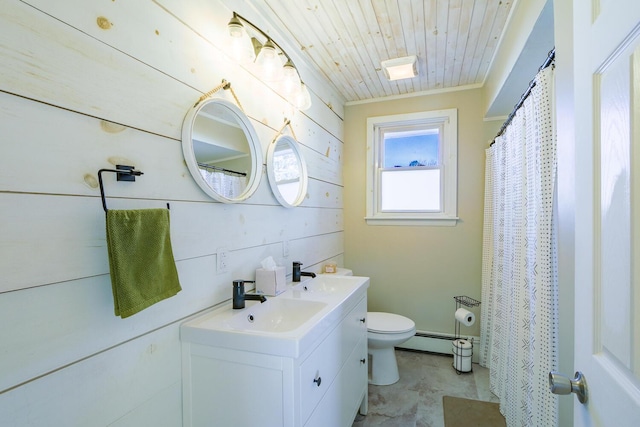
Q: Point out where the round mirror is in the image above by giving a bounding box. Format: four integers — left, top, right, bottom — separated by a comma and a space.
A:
182, 98, 262, 203
266, 135, 308, 207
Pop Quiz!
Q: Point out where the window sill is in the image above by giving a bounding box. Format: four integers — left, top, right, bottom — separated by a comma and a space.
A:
364, 216, 459, 226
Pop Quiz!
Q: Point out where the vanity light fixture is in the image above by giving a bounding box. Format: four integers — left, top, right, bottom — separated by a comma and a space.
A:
281, 59, 301, 95
381, 55, 418, 81
227, 12, 311, 110
295, 82, 312, 111
227, 14, 245, 37
255, 39, 283, 82
227, 14, 256, 64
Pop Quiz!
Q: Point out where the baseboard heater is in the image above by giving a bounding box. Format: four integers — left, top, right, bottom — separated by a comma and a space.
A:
397, 330, 481, 364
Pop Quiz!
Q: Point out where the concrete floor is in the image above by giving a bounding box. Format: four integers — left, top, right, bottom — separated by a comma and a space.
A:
352, 349, 499, 427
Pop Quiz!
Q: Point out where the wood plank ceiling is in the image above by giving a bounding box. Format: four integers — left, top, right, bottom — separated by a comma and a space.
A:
256, 0, 514, 103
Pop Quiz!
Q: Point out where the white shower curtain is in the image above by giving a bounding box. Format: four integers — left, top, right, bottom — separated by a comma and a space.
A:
479, 66, 558, 426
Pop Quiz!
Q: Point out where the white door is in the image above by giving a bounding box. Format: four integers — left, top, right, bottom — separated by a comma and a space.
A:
572, 0, 640, 425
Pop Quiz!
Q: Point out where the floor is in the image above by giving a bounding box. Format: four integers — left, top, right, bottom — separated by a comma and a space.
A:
352, 349, 499, 427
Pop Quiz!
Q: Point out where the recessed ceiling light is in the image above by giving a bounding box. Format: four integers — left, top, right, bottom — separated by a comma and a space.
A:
381, 55, 418, 81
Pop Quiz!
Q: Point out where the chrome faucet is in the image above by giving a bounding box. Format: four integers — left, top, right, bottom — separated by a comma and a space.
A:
232, 280, 266, 309
292, 261, 317, 282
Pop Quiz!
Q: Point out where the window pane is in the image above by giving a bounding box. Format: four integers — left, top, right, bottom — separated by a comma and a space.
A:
273, 147, 300, 182
380, 169, 440, 211
383, 129, 439, 168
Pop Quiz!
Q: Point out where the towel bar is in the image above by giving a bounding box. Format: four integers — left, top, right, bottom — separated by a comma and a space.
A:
97, 165, 170, 212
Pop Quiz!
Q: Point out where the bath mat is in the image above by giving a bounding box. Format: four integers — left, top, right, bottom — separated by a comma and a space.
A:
443, 396, 506, 427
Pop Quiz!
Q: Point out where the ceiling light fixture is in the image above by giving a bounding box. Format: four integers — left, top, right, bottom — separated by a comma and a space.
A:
381, 55, 418, 81
227, 12, 311, 110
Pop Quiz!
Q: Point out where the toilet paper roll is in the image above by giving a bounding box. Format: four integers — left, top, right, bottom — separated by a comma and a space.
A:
453, 339, 473, 352
452, 339, 473, 372
454, 308, 475, 326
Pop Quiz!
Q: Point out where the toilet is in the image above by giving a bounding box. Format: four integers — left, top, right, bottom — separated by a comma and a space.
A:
321, 267, 416, 386
367, 312, 415, 385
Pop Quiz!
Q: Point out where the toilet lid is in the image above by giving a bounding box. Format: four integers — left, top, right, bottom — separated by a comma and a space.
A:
367, 312, 415, 333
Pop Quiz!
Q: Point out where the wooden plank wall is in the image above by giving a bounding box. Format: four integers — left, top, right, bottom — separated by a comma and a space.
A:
255, 0, 513, 100
0, 0, 345, 424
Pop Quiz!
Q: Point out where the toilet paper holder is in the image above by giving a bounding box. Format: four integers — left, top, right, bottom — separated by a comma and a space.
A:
452, 295, 481, 374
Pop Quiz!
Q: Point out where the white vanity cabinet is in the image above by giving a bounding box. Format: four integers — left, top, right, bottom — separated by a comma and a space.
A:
298, 296, 367, 426
181, 287, 368, 427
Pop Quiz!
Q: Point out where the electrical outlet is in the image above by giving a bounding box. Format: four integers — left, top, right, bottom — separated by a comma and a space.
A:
282, 240, 290, 257
217, 247, 229, 273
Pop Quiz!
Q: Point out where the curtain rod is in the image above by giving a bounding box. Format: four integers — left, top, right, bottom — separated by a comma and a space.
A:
198, 162, 247, 177
491, 48, 556, 143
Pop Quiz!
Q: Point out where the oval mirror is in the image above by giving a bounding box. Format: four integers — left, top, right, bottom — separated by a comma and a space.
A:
182, 99, 262, 203
266, 135, 308, 207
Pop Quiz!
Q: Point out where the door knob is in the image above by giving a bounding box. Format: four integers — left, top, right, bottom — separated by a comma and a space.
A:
549, 371, 588, 404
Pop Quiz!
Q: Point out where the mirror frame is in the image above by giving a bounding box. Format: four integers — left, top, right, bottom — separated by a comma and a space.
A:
182, 98, 262, 204
266, 135, 308, 208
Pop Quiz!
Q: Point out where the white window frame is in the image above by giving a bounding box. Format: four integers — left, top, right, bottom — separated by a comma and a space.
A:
365, 109, 458, 226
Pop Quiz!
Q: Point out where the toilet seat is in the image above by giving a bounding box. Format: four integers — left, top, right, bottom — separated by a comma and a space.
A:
368, 312, 415, 334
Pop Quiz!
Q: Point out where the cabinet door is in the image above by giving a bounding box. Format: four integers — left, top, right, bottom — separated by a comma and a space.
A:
299, 297, 367, 423
189, 355, 283, 427
304, 336, 368, 427
299, 317, 344, 422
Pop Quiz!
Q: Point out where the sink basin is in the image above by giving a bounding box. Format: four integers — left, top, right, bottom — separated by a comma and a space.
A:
226, 298, 327, 332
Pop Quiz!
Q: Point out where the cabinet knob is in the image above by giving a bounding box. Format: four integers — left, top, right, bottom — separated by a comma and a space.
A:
313, 376, 322, 387
359, 317, 366, 323
360, 358, 366, 364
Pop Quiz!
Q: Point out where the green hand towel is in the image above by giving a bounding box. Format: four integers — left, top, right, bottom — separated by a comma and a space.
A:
106, 208, 181, 318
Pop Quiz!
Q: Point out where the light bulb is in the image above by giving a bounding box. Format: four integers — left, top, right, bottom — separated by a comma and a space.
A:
227, 15, 255, 64
228, 15, 244, 38
255, 39, 283, 82
281, 60, 301, 96
295, 82, 312, 110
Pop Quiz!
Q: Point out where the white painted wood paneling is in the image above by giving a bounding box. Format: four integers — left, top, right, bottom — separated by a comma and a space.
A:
1, 257, 214, 393
0, 90, 343, 210
0, 91, 197, 200
0, 190, 343, 290
0, 325, 182, 426
109, 383, 183, 427
0, 0, 344, 424
0, 0, 195, 140
252, 0, 514, 102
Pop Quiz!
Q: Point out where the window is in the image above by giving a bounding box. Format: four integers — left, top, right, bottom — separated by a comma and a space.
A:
366, 109, 458, 226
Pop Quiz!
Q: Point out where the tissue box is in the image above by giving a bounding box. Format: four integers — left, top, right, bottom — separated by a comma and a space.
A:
255, 266, 286, 296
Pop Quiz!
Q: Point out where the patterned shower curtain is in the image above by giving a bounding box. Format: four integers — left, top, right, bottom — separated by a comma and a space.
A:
199, 169, 247, 199
479, 66, 558, 426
